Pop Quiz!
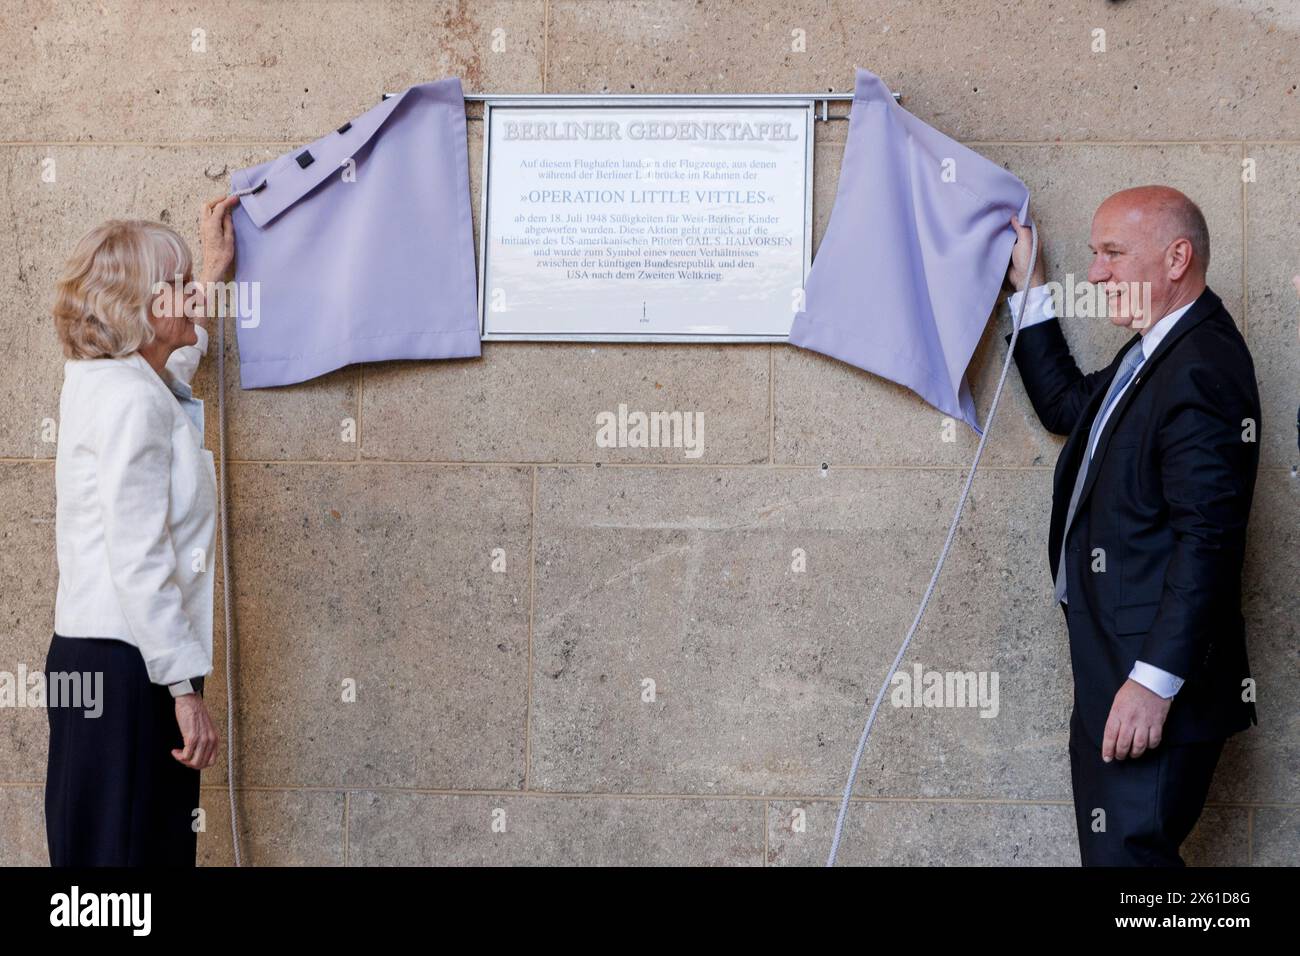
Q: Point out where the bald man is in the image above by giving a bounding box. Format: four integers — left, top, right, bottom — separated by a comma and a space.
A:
1005, 186, 1259, 866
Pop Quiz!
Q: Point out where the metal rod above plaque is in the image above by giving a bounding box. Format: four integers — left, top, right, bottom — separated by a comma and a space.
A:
479, 95, 815, 342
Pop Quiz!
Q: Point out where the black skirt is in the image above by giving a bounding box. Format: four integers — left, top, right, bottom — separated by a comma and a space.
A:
44, 633, 204, 866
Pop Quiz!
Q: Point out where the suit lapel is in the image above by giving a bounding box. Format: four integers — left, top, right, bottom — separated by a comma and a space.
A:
1066, 287, 1221, 530
120, 351, 205, 444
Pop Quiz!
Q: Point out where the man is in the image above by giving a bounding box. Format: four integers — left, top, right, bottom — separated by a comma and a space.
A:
1004, 186, 1259, 866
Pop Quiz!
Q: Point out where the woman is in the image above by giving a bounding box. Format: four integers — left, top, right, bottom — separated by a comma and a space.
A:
46, 195, 240, 866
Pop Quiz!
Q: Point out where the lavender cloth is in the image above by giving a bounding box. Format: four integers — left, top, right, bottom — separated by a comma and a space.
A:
230, 77, 480, 388
788, 68, 1029, 433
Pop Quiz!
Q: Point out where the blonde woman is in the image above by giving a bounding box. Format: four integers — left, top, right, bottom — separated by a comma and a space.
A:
46, 196, 239, 866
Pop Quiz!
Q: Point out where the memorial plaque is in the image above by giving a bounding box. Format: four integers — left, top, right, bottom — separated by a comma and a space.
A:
479, 97, 814, 341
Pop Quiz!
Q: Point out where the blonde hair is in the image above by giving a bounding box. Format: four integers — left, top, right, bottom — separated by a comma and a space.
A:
52, 219, 193, 359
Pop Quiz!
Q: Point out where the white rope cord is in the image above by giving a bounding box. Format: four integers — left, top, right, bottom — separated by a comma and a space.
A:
215, 307, 243, 867
826, 219, 1038, 866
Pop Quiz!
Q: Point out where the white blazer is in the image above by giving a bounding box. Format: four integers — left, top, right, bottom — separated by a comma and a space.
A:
53, 325, 217, 686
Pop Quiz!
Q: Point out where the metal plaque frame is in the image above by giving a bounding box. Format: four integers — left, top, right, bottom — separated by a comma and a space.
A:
478, 94, 816, 343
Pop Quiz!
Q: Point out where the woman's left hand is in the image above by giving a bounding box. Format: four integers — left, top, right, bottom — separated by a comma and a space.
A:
172, 693, 220, 770
199, 194, 240, 284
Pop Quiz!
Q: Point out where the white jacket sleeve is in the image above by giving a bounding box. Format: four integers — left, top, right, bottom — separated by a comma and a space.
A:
164, 322, 208, 387
94, 384, 208, 685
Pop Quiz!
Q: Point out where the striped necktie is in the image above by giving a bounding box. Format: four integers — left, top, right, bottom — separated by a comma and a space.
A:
1055, 342, 1145, 604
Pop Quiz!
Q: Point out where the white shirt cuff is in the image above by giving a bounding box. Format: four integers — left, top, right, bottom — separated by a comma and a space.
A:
192, 321, 209, 355
1008, 284, 1056, 329
1129, 660, 1184, 699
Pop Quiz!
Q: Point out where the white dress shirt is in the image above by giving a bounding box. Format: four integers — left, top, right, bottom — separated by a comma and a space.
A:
1008, 286, 1194, 699
53, 325, 217, 690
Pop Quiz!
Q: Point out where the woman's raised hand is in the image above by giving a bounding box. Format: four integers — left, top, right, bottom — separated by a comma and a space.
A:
200, 194, 240, 285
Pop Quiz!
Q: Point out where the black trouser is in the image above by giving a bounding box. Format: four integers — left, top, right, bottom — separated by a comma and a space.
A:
45, 633, 203, 867
1067, 706, 1223, 866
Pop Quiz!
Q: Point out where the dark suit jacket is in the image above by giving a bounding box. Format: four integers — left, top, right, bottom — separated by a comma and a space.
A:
1008, 286, 1259, 747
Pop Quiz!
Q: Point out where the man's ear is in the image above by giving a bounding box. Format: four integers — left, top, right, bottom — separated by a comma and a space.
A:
1167, 237, 1194, 281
